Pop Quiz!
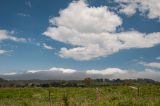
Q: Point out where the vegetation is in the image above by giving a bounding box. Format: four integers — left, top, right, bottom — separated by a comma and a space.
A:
0, 78, 160, 106
0, 84, 159, 106
0, 78, 158, 88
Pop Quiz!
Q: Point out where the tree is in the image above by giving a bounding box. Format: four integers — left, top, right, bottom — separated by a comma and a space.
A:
83, 78, 92, 86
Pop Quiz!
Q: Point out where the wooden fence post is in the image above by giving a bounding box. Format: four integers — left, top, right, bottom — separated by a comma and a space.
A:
48, 89, 51, 106
96, 87, 100, 101
137, 86, 140, 96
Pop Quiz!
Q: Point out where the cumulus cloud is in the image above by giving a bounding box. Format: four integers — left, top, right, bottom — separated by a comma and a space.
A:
43, 43, 54, 50
1, 67, 160, 81
43, 1, 160, 60
119, 3, 137, 16
48, 1, 122, 33
139, 61, 160, 69
116, 0, 160, 19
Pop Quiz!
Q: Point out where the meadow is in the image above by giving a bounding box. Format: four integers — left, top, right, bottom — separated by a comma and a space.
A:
0, 85, 160, 106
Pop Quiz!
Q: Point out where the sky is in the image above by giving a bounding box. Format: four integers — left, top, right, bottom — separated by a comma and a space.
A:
0, 0, 160, 80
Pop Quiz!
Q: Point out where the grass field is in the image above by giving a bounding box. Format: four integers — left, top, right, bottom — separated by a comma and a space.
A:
0, 85, 160, 106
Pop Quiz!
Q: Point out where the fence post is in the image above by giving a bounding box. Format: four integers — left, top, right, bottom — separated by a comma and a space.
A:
96, 87, 100, 101
48, 89, 51, 106
137, 86, 140, 96
63, 91, 69, 106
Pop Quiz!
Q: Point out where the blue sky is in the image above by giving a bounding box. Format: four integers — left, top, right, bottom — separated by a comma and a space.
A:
0, 0, 160, 80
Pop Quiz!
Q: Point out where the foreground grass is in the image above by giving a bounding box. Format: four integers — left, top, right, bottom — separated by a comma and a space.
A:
0, 85, 160, 106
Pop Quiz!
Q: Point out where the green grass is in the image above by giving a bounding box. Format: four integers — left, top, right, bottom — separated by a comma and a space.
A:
0, 85, 159, 106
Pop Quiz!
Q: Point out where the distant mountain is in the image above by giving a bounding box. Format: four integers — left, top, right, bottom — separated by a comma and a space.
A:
0, 69, 160, 81
0, 71, 87, 80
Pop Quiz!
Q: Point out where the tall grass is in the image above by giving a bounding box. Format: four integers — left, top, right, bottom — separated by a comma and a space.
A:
0, 85, 159, 106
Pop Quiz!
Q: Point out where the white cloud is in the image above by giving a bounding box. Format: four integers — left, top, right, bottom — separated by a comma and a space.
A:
17, 13, 30, 17
27, 67, 76, 74
0, 29, 27, 55
44, 1, 160, 61
2, 72, 17, 75
49, 67, 76, 73
48, 1, 122, 33
86, 68, 126, 75
26, 70, 42, 73
156, 57, 160, 60
115, 69, 160, 81
59, 45, 105, 60
139, 61, 160, 69
0, 50, 8, 55
0, 29, 26, 42
116, 0, 160, 19
119, 3, 137, 16
43, 43, 54, 50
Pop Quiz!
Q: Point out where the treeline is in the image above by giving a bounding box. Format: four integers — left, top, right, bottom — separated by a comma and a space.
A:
0, 77, 159, 88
